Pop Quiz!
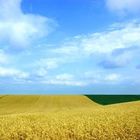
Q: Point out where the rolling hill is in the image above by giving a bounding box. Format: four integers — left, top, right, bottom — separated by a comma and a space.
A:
0, 95, 99, 115
0, 95, 139, 140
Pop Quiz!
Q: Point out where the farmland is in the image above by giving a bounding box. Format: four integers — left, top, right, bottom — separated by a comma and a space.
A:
0, 95, 140, 140
86, 95, 140, 105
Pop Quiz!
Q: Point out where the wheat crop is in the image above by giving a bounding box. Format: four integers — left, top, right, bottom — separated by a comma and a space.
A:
0, 95, 139, 140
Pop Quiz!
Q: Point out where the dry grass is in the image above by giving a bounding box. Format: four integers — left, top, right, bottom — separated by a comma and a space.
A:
0, 95, 139, 140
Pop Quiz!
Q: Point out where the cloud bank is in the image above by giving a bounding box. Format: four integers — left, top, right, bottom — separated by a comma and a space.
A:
0, 0, 139, 88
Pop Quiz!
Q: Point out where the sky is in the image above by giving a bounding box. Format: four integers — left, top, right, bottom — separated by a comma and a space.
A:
0, 0, 140, 94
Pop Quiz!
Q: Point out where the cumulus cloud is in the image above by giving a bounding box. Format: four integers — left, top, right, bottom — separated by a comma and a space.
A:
83, 22, 140, 55
34, 21, 140, 86
41, 73, 87, 86
0, 50, 9, 64
36, 58, 65, 77
106, 0, 140, 15
35, 55, 80, 78
37, 58, 62, 70
0, 0, 55, 49
55, 74, 74, 81
52, 21, 140, 56
49, 21, 140, 74
36, 68, 48, 77
99, 47, 136, 69
42, 80, 86, 86
84, 71, 122, 84
104, 73, 120, 81
52, 45, 80, 56
0, 67, 29, 79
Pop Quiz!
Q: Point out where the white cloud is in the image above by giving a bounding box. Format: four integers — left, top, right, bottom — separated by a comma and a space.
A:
82, 22, 140, 55
100, 48, 135, 68
52, 21, 140, 56
40, 73, 87, 86
0, 67, 29, 79
105, 73, 120, 81
32, 21, 140, 86
0, 0, 55, 48
42, 79, 86, 86
84, 71, 122, 84
37, 68, 48, 77
37, 58, 61, 70
52, 45, 80, 56
36, 55, 78, 75
45, 80, 86, 86
55, 73, 74, 81
0, 50, 9, 64
106, 0, 140, 15
36, 58, 64, 77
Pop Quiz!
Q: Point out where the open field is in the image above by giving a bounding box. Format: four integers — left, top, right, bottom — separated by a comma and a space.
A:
0, 95, 99, 115
0, 95, 140, 140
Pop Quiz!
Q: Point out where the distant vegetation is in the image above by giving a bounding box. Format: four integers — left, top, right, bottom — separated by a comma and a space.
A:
0, 95, 140, 139
86, 95, 140, 105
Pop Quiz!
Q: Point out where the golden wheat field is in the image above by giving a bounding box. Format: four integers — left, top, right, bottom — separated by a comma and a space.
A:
0, 95, 140, 140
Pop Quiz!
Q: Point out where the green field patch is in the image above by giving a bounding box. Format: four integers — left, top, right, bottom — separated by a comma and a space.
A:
86, 95, 140, 105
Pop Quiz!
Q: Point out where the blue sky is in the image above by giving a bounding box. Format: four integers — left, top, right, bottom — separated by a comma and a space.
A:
0, 0, 140, 94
